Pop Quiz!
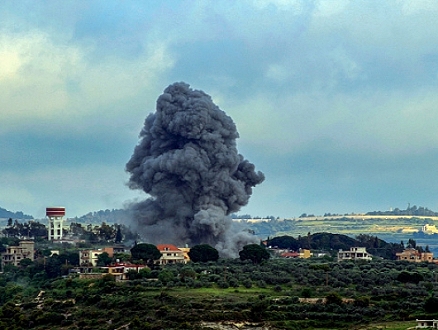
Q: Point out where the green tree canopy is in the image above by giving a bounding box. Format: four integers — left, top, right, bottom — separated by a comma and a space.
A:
424, 296, 438, 313
96, 252, 112, 266
188, 244, 219, 262
130, 243, 161, 264
325, 292, 343, 306
267, 235, 299, 250
239, 244, 270, 264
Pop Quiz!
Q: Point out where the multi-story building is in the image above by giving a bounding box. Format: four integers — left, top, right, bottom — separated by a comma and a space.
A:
79, 247, 115, 267
178, 247, 191, 263
338, 247, 372, 261
1, 240, 34, 267
156, 244, 186, 265
102, 262, 149, 281
396, 248, 434, 262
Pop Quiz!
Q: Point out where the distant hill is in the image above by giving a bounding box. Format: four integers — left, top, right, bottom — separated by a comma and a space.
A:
0, 207, 33, 219
74, 208, 131, 224
366, 205, 438, 216
267, 232, 403, 259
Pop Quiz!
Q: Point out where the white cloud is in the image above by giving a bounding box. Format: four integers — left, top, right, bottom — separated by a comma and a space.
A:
313, 0, 350, 17
0, 32, 80, 123
328, 47, 363, 81
0, 164, 145, 219
252, 0, 304, 12
399, 0, 438, 15
0, 29, 174, 132
265, 63, 291, 82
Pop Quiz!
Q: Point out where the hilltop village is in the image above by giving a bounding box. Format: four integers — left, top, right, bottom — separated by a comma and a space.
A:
2, 207, 438, 279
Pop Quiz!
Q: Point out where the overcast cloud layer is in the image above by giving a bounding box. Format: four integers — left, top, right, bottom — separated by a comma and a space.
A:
2, 0, 438, 219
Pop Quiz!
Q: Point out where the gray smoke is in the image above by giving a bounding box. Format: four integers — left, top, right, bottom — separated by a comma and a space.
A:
126, 82, 264, 258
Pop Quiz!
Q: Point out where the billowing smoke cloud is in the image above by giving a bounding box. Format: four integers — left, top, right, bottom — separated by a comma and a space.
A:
126, 82, 264, 257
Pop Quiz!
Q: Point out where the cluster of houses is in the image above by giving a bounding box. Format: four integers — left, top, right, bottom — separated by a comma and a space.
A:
3, 240, 437, 267
3, 208, 438, 286
0, 240, 192, 280
337, 246, 437, 263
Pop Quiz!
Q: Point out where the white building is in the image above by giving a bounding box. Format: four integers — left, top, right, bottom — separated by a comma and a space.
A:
338, 247, 372, 261
156, 244, 186, 265
416, 319, 438, 328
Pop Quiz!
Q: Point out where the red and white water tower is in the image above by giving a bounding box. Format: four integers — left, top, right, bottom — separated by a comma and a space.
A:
46, 207, 65, 240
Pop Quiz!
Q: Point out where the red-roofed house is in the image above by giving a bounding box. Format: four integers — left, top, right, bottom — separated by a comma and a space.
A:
281, 252, 300, 258
280, 249, 311, 259
156, 244, 186, 265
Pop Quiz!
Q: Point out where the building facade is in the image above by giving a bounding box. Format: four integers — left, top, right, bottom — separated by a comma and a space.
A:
102, 262, 149, 281
338, 247, 372, 261
416, 319, 438, 328
1, 240, 34, 268
79, 247, 115, 267
156, 244, 186, 265
280, 249, 312, 259
396, 248, 434, 262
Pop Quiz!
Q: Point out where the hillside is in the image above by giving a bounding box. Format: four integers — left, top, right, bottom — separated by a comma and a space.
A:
0, 207, 32, 219
73, 208, 131, 224
3, 206, 438, 256
267, 232, 403, 259
0, 258, 435, 329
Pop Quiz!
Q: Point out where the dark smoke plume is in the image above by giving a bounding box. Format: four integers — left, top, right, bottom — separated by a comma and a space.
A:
126, 82, 264, 257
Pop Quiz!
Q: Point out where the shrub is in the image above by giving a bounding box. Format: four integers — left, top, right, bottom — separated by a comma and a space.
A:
229, 278, 239, 288
301, 287, 313, 298
325, 292, 343, 306
258, 280, 266, 288
217, 280, 229, 289
274, 285, 282, 292
424, 296, 438, 313
243, 279, 252, 289
354, 296, 370, 307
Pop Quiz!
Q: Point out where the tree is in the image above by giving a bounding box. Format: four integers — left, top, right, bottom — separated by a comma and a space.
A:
97, 252, 112, 266
158, 270, 175, 284
325, 292, 343, 305
267, 235, 299, 250
179, 266, 196, 282
424, 296, 438, 313
354, 296, 370, 307
115, 225, 123, 244
18, 258, 33, 268
239, 244, 270, 264
98, 222, 116, 241
188, 244, 219, 262
28, 221, 47, 238
130, 243, 161, 265
397, 271, 424, 284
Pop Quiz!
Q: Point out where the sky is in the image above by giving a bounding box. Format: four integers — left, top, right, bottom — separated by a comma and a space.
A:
2, 0, 438, 219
